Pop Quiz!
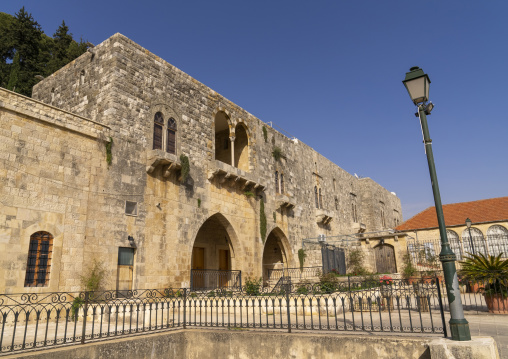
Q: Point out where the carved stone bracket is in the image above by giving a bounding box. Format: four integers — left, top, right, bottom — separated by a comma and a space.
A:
316, 209, 333, 224
208, 160, 265, 193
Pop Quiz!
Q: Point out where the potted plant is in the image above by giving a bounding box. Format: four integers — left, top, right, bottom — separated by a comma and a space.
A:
460, 253, 508, 314
401, 253, 419, 284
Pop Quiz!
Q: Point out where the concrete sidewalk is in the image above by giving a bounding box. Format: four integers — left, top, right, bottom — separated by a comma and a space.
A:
461, 312, 508, 359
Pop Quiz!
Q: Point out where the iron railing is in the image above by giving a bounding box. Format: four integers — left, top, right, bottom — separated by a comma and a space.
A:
0, 278, 449, 355
407, 234, 508, 270
190, 269, 241, 290
264, 267, 321, 283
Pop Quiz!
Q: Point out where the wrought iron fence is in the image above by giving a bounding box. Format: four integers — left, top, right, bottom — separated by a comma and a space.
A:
264, 267, 321, 283
0, 278, 448, 355
190, 269, 241, 291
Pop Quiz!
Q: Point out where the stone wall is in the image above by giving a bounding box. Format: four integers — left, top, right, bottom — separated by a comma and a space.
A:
0, 32, 404, 292
3, 330, 499, 359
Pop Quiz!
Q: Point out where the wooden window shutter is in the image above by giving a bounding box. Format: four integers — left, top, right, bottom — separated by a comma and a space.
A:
167, 129, 176, 154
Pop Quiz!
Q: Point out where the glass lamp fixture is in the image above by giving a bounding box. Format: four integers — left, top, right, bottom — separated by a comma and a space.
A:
402, 66, 431, 105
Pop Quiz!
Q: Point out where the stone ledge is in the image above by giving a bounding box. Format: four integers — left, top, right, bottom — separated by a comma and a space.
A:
208, 160, 265, 192
2, 331, 499, 359
276, 194, 296, 209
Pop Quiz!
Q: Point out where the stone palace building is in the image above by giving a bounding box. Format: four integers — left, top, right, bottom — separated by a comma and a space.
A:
0, 33, 403, 294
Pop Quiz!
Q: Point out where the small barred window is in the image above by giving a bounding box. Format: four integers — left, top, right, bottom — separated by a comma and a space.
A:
24, 232, 53, 287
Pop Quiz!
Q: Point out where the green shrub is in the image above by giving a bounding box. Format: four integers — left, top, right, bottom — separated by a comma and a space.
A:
260, 199, 267, 242
244, 276, 262, 296
272, 146, 283, 161
105, 137, 113, 166
71, 297, 84, 321
262, 126, 268, 142
80, 259, 107, 293
318, 272, 338, 293
244, 191, 255, 198
179, 154, 190, 182
347, 248, 368, 276
298, 248, 307, 271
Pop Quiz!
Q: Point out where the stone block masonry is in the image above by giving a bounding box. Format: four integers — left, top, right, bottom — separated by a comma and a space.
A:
1, 32, 403, 293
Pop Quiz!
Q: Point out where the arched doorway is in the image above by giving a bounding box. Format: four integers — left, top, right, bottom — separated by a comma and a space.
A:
191, 213, 239, 290
262, 228, 290, 284
234, 123, 249, 171
214, 111, 230, 165
374, 243, 397, 274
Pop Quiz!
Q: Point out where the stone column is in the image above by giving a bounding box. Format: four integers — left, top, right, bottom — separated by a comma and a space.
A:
230, 136, 235, 167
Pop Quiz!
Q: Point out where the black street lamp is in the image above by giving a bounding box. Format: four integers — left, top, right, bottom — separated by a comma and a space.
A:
465, 218, 476, 255
402, 67, 471, 341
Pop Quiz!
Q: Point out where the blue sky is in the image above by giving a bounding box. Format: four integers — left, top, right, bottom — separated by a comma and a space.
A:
3, 1, 507, 220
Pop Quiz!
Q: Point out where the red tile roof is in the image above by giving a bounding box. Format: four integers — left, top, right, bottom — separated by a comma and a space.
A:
396, 197, 508, 231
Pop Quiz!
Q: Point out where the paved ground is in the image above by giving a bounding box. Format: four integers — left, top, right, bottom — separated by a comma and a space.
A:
460, 312, 508, 359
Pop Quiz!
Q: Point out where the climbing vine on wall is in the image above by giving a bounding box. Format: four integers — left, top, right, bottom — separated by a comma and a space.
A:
260, 199, 267, 243
262, 126, 268, 142
105, 137, 113, 166
298, 248, 307, 272
180, 154, 190, 182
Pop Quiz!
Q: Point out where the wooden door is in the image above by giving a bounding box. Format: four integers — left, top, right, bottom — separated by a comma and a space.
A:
218, 249, 230, 287
192, 247, 205, 289
375, 244, 397, 274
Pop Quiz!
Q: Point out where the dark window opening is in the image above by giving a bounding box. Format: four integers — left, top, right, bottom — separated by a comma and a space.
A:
25, 232, 53, 287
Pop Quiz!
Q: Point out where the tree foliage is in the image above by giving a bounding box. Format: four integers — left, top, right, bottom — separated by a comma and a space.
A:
0, 8, 88, 96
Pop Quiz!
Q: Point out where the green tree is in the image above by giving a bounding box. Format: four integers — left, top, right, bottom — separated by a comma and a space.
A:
8, 7, 43, 96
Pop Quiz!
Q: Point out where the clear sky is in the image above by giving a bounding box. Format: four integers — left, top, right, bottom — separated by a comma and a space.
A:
3, 1, 507, 221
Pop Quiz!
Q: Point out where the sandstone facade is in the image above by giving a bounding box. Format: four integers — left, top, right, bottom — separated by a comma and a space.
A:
0, 33, 402, 293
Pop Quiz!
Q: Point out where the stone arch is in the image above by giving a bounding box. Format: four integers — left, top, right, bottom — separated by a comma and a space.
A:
189, 213, 242, 289
213, 110, 232, 165
262, 227, 293, 283
234, 122, 249, 171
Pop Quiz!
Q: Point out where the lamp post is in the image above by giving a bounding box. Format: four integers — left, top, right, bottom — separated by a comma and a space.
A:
402, 67, 471, 341
465, 218, 476, 255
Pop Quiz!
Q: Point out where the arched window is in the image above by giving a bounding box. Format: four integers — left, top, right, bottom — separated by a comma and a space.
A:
280, 173, 284, 194
447, 230, 462, 260
319, 188, 323, 209
153, 112, 164, 150
314, 186, 319, 209
275, 171, 279, 194
167, 118, 177, 154
461, 227, 486, 256
487, 225, 508, 257
25, 231, 53, 287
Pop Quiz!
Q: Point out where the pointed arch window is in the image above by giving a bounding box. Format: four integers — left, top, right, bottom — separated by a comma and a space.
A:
275, 171, 279, 194
319, 188, 323, 209
487, 225, 508, 257
167, 118, 177, 154
25, 231, 53, 287
153, 112, 164, 150
314, 186, 319, 209
280, 173, 285, 194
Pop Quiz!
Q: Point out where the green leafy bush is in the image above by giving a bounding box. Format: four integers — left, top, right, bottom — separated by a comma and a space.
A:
179, 154, 190, 182
244, 276, 262, 296
272, 146, 283, 161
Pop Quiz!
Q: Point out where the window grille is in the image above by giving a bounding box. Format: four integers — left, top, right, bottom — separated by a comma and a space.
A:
275, 171, 279, 194
487, 225, 508, 257
24, 232, 53, 287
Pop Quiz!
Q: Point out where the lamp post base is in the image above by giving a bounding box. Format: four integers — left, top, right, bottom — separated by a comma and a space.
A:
449, 318, 471, 341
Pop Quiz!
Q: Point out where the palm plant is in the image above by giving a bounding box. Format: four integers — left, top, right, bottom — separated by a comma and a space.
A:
459, 253, 508, 297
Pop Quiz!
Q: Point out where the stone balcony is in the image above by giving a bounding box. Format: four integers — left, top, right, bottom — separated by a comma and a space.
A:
276, 193, 296, 209
207, 160, 265, 192
352, 222, 367, 233
146, 150, 182, 178
315, 209, 333, 224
